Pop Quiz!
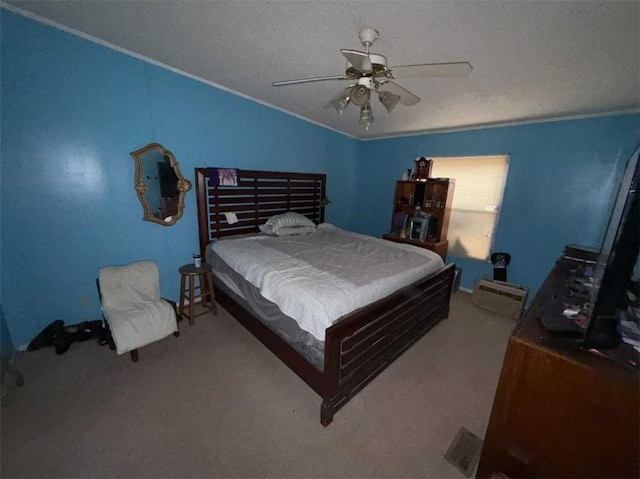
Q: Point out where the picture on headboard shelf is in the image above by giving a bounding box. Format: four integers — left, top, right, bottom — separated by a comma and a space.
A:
206, 167, 239, 187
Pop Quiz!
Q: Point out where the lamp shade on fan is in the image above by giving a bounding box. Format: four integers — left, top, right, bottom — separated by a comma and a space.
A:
359, 104, 374, 129
378, 90, 401, 113
323, 89, 351, 115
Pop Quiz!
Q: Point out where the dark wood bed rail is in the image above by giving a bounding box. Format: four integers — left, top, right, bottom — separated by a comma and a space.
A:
195, 168, 326, 257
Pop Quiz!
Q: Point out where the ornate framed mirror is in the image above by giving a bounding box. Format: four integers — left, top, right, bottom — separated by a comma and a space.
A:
130, 143, 192, 226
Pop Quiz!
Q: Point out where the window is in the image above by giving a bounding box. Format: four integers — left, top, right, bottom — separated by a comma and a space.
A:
430, 155, 509, 260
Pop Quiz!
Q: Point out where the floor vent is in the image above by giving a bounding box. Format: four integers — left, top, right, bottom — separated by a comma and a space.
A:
444, 427, 483, 477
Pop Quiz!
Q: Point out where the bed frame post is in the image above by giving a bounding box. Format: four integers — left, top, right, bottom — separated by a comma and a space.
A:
320, 401, 335, 427
195, 169, 210, 259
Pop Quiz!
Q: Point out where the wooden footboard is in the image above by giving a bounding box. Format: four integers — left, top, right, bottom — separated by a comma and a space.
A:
321, 262, 455, 425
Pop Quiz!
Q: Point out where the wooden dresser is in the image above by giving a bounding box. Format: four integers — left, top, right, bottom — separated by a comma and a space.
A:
476, 258, 640, 478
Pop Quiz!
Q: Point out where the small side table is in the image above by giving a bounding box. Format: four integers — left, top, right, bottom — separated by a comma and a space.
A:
178, 263, 217, 324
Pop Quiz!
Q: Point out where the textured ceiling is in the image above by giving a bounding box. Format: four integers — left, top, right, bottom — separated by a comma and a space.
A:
5, 0, 639, 139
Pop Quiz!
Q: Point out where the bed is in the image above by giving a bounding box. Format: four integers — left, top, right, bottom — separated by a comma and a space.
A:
195, 168, 455, 426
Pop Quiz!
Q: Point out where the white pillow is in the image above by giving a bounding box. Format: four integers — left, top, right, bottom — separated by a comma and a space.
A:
258, 224, 275, 235
274, 225, 317, 236
265, 212, 315, 230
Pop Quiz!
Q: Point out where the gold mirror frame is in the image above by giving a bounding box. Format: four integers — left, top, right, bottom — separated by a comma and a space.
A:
130, 143, 192, 226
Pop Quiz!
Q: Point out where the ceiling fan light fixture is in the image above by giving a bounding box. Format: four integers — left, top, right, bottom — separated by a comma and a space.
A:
330, 93, 350, 116
378, 90, 401, 113
350, 84, 370, 107
359, 103, 374, 130
272, 27, 472, 133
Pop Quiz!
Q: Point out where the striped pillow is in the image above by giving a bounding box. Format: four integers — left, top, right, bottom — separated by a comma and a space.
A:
265, 212, 315, 231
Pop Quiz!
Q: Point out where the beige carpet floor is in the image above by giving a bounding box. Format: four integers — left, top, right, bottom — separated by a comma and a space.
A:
1, 292, 514, 478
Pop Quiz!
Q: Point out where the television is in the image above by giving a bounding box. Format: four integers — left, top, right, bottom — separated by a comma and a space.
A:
583, 145, 639, 349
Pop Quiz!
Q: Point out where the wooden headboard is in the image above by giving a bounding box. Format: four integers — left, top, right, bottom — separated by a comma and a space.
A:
195, 168, 326, 258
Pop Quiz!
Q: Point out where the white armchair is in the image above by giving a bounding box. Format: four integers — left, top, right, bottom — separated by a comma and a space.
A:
98, 261, 179, 362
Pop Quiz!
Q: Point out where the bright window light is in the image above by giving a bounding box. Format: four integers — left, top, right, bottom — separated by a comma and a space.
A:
430, 155, 509, 260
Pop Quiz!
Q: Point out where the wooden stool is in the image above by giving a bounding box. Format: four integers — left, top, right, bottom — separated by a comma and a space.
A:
178, 263, 217, 324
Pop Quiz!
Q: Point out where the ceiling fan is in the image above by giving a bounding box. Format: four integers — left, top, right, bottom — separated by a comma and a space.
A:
272, 28, 472, 130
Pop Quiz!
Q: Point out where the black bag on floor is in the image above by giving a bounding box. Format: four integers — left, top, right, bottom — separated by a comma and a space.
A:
28, 320, 108, 354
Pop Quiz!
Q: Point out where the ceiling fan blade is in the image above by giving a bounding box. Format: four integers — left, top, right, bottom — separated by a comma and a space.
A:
379, 81, 421, 106
388, 62, 473, 78
341, 49, 372, 73
272, 75, 348, 87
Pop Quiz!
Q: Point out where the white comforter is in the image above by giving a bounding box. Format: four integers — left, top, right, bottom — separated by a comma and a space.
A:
210, 224, 444, 340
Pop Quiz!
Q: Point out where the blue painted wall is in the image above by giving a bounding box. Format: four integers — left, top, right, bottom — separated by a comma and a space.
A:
0, 11, 358, 347
355, 114, 640, 295
2, 10, 638, 348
